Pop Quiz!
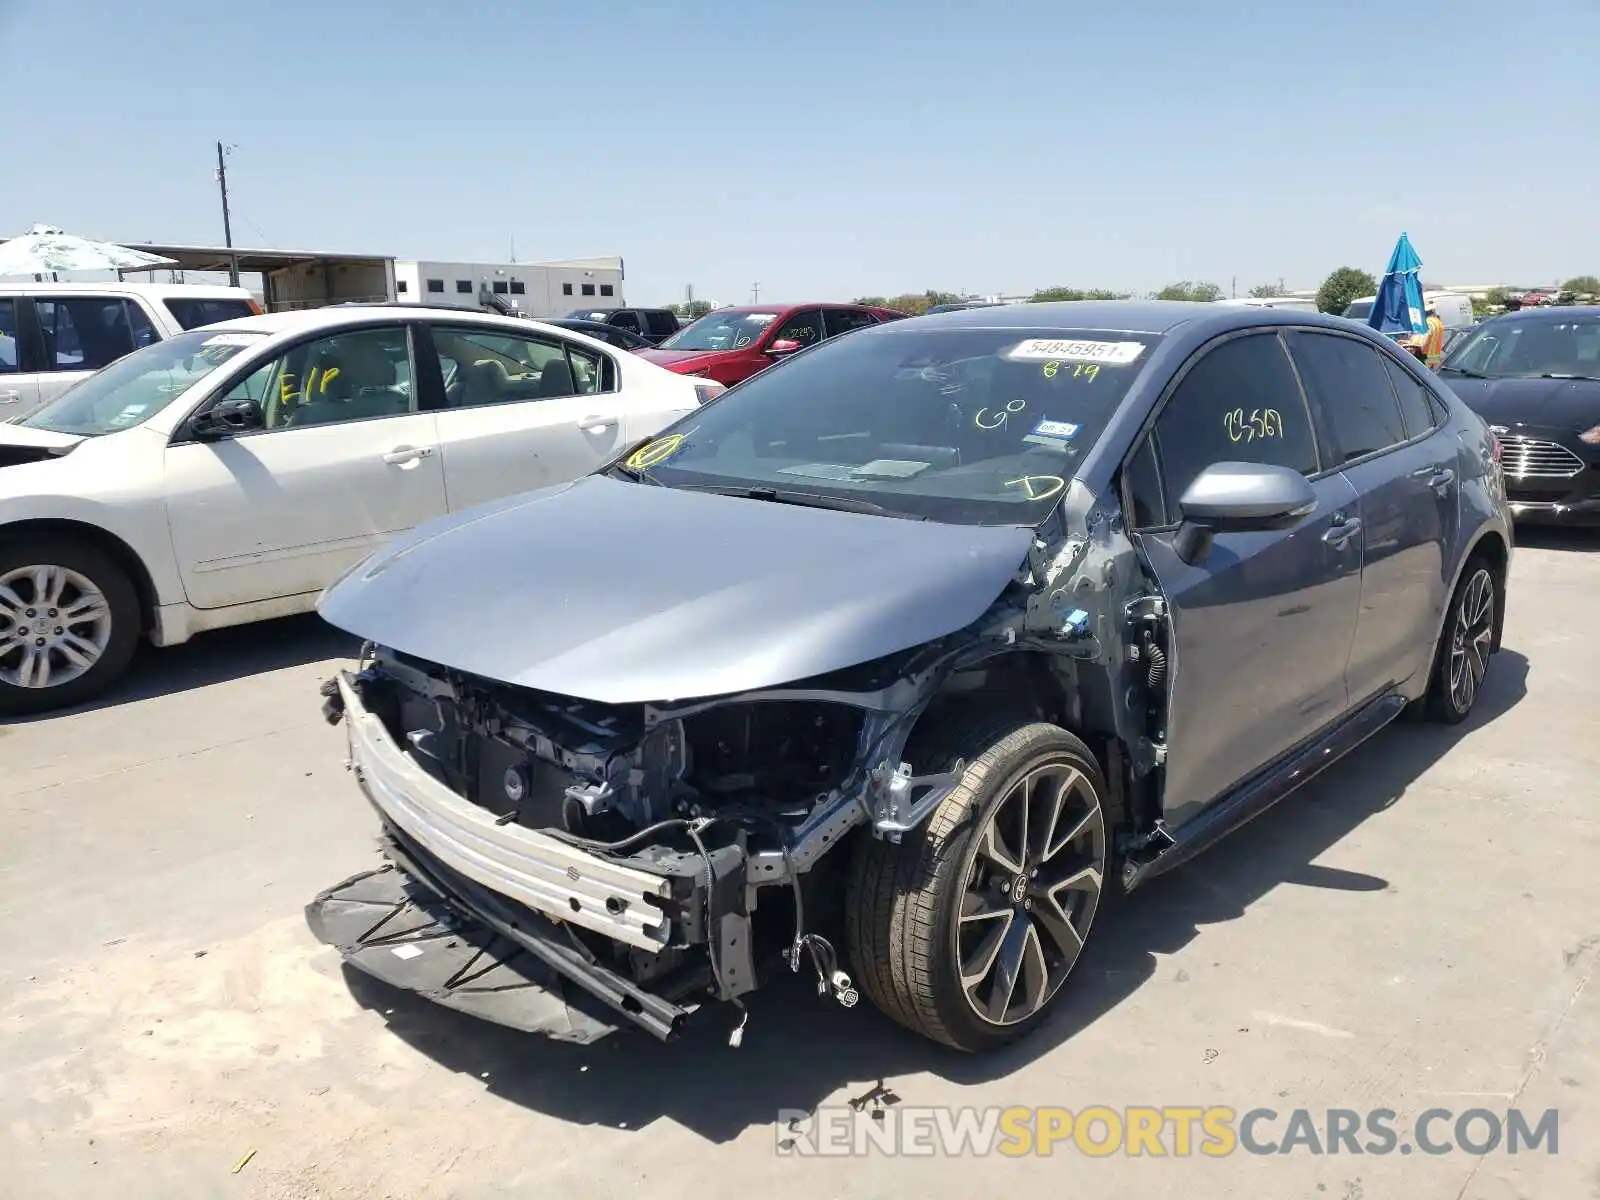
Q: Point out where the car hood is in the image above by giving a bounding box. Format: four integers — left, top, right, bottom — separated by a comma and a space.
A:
635, 348, 729, 371
0, 423, 85, 468
1443, 375, 1600, 430
317, 475, 1035, 704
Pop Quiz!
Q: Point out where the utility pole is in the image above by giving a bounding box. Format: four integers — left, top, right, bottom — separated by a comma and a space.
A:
215, 141, 240, 287
1231, 276, 1237, 298
751, 281, 760, 304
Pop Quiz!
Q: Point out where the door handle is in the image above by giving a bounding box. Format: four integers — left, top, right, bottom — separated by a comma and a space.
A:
577, 415, 614, 432
1322, 515, 1362, 548
0, 390, 19, 404
382, 445, 434, 465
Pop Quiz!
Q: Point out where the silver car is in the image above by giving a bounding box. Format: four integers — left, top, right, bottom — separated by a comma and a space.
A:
309, 301, 1512, 1054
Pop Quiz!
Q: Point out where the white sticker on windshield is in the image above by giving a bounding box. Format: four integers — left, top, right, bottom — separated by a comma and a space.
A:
1031, 419, 1080, 439
203, 333, 261, 347
1005, 338, 1145, 365
746, 314, 777, 324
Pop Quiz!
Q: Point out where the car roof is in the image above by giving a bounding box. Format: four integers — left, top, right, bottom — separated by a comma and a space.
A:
0, 280, 253, 298
899, 298, 1356, 335
198, 305, 576, 338
1483, 303, 1600, 322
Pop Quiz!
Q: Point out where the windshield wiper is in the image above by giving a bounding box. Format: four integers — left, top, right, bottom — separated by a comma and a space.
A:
606, 460, 664, 486
1538, 372, 1600, 382
680, 483, 922, 519
1440, 365, 1488, 378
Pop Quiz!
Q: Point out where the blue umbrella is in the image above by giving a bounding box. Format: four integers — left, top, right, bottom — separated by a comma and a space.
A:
1368, 232, 1427, 336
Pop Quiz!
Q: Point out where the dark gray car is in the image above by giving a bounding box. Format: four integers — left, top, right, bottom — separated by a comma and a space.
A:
309, 301, 1513, 1053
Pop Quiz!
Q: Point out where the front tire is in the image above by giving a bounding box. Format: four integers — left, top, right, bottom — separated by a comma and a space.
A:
846, 720, 1109, 1052
0, 539, 141, 716
1422, 558, 1499, 724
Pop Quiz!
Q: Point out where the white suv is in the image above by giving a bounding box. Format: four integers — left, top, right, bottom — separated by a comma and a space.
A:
0, 305, 717, 713
0, 281, 260, 422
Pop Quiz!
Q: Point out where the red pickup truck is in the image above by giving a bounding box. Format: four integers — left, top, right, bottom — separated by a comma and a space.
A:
636, 302, 907, 387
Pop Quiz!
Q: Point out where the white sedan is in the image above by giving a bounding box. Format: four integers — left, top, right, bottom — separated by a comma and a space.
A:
0, 305, 719, 713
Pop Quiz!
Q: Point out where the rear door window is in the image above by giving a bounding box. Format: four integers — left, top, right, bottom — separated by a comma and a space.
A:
644, 310, 679, 336
1381, 356, 1439, 439
35, 297, 148, 371
1289, 331, 1408, 462
824, 307, 879, 338
163, 296, 257, 330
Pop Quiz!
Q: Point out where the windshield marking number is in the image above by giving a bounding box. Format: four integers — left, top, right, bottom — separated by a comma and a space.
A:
1225, 408, 1283, 443
975, 397, 1027, 430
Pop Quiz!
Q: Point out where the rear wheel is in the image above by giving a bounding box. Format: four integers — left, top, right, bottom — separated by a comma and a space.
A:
0, 540, 141, 716
1422, 559, 1499, 724
846, 720, 1108, 1052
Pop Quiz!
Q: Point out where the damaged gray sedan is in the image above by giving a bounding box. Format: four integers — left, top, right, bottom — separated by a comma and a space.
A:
308, 301, 1512, 1052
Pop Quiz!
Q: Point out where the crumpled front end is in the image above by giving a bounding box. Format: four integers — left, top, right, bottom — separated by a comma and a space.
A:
309, 645, 967, 1043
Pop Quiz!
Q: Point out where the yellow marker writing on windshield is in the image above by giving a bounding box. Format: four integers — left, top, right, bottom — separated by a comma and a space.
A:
1002, 475, 1066, 502
626, 433, 686, 470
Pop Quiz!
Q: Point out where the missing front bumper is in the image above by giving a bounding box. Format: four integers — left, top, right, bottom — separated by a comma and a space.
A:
308, 828, 710, 1042
307, 861, 628, 1044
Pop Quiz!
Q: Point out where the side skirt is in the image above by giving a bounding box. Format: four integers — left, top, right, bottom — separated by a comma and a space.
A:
1121, 689, 1409, 892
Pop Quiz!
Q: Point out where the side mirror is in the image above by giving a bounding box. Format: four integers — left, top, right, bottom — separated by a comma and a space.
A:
191, 396, 264, 440
766, 338, 803, 357
1173, 461, 1317, 564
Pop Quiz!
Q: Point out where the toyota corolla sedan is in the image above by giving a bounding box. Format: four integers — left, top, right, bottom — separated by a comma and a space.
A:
1437, 306, 1600, 523
311, 301, 1511, 1054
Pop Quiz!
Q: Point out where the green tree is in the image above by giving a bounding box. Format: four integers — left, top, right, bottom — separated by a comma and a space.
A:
1248, 282, 1288, 298
1315, 267, 1378, 315
1152, 281, 1224, 303
1030, 286, 1131, 302
872, 290, 962, 316
1562, 275, 1600, 296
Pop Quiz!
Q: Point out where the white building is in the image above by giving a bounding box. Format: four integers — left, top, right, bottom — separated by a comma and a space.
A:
393, 255, 625, 318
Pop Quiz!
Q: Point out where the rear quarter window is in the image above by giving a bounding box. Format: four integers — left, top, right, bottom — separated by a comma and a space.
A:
163, 297, 257, 330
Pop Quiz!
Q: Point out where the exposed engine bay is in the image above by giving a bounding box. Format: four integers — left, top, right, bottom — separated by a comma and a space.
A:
311, 638, 982, 1043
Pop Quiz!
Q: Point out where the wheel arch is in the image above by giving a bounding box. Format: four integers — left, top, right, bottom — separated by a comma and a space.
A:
1458, 527, 1509, 651
0, 519, 159, 636
907, 648, 1132, 830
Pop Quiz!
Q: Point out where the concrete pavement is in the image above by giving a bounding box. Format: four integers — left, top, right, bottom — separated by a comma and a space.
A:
2, 535, 1597, 1199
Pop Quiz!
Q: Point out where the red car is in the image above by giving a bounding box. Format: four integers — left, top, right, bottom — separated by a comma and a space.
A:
637, 302, 907, 386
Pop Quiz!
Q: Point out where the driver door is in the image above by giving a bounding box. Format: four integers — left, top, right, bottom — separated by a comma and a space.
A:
163, 325, 448, 609
1125, 331, 1364, 828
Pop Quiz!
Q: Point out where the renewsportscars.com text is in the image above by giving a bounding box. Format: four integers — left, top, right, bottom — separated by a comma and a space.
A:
775, 1105, 1560, 1158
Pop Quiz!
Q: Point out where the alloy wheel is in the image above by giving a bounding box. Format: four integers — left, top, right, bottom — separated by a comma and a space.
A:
1448, 567, 1495, 714
0, 564, 114, 690
956, 761, 1106, 1026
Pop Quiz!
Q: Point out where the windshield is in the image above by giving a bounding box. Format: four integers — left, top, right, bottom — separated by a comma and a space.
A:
618, 325, 1161, 525
1342, 300, 1374, 321
659, 310, 780, 352
1442, 316, 1600, 379
22, 329, 266, 436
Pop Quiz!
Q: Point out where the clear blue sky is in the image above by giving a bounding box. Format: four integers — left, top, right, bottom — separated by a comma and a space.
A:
3, 0, 1595, 304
